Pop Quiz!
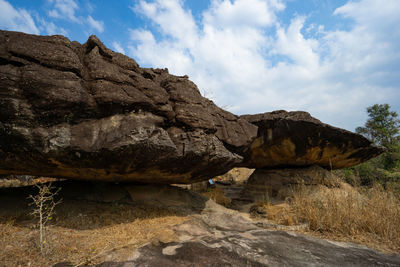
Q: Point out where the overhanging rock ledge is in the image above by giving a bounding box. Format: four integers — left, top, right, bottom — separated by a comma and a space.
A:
0, 30, 384, 183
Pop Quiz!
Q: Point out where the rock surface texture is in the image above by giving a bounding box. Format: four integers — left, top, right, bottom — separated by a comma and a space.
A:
46, 183, 399, 267
126, 228, 400, 267
0, 30, 256, 183
0, 30, 384, 183
244, 165, 341, 200
3, 182, 399, 266
241, 110, 384, 169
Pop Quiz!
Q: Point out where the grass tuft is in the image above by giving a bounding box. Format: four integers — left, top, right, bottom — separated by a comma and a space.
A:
202, 187, 232, 207
285, 183, 400, 252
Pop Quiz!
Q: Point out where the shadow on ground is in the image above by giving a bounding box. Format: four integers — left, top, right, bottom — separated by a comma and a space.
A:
0, 180, 207, 230
1, 181, 400, 267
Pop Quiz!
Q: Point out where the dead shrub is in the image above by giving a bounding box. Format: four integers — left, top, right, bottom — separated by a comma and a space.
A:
28, 183, 62, 255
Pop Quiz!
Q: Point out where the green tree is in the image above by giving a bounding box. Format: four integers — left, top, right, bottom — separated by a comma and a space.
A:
356, 104, 399, 147
356, 104, 400, 170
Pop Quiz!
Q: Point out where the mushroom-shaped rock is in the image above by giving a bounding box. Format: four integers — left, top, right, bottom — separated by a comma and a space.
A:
0, 30, 385, 184
0, 30, 257, 184
240, 110, 385, 169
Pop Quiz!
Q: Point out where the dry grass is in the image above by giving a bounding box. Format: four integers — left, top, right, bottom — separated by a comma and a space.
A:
0, 199, 187, 267
0, 177, 59, 188
273, 183, 400, 253
202, 187, 231, 207
255, 202, 297, 226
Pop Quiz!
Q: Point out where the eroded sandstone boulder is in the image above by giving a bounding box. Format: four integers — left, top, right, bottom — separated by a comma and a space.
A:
0, 30, 384, 184
243, 165, 341, 201
213, 167, 254, 185
0, 30, 257, 183
240, 111, 385, 169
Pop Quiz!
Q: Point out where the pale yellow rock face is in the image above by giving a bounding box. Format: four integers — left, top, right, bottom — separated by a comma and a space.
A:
213, 168, 255, 184
246, 136, 372, 169
241, 111, 385, 170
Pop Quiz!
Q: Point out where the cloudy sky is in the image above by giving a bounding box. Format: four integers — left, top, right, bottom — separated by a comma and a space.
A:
1, 0, 399, 131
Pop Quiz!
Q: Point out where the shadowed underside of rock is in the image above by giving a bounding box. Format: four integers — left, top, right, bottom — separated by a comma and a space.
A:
0, 30, 384, 183
0, 30, 257, 183
241, 110, 385, 169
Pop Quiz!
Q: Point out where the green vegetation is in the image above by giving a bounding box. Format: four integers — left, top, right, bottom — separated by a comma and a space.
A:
356, 104, 399, 147
343, 104, 400, 189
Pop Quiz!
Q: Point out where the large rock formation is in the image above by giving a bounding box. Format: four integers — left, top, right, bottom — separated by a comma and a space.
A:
0, 30, 384, 183
241, 111, 384, 169
0, 30, 256, 183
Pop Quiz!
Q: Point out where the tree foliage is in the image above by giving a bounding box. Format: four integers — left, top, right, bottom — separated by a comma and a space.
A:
356, 104, 400, 147
356, 103, 400, 172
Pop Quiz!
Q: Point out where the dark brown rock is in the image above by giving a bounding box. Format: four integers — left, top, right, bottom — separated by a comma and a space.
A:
240, 110, 385, 169
0, 30, 257, 184
0, 30, 384, 184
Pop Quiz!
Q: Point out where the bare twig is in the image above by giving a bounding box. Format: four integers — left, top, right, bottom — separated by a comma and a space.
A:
28, 182, 62, 255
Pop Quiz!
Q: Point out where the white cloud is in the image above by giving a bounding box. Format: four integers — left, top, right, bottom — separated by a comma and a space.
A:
274, 16, 320, 71
0, 0, 70, 37
129, 0, 277, 86
35, 16, 68, 36
87, 15, 104, 33
44, 21, 58, 34
120, 0, 400, 130
47, 0, 105, 35
45, 22, 68, 36
48, 0, 80, 22
0, 0, 40, 34
112, 41, 125, 54
133, 0, 198, 48
203, 0, 284, 29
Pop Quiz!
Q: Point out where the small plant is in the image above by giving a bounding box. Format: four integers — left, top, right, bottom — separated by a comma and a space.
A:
202, 187, 231, 207
28, 182, 62, 254
262, 191, 270, 206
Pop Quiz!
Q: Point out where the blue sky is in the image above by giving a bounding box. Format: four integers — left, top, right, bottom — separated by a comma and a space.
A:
1, 0, 400, 131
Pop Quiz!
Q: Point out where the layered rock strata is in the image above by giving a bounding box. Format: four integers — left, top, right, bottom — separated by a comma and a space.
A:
0, 30, 384, 183
241, 111, 384, 169
0, 30, 256, 183
243, 165, 341, 201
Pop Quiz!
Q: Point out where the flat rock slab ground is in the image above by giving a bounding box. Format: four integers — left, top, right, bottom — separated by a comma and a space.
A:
58, 223, 400, 266
101, 230, 400, 267
49, 183, 400, 267
1, 181, 399, 266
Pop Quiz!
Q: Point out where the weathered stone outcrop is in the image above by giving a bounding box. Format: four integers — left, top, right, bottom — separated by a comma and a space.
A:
0, 30, 256, 184
240, 110, 384, 169
0, 30, 384, 183
243, 165, 341, 201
